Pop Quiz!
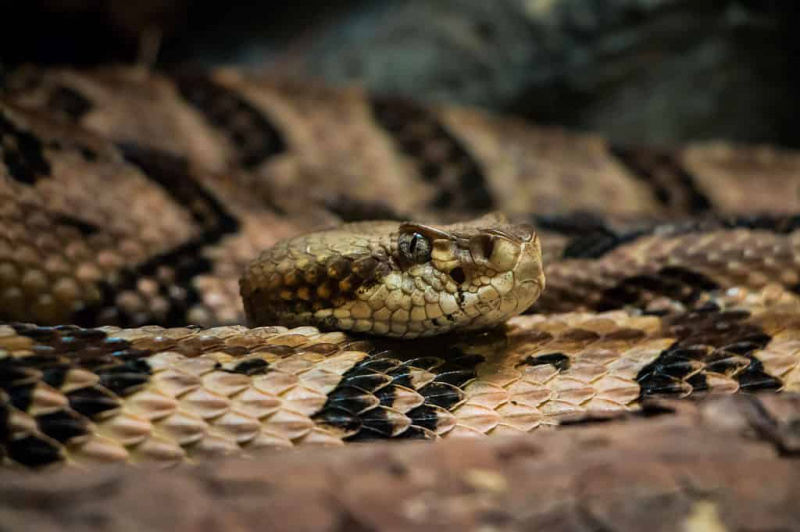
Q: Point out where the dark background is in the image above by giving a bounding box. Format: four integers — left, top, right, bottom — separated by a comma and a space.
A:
2, 0, 798, 148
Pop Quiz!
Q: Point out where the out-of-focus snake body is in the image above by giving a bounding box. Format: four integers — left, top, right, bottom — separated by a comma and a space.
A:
1, 67, 800, 470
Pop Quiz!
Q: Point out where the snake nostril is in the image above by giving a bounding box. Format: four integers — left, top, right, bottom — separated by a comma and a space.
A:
449, 267, 466, 285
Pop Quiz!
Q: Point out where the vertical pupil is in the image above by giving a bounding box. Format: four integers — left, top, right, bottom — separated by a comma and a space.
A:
410, 234, 420, 253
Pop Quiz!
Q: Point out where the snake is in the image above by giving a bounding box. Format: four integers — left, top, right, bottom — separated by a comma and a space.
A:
1, 66, 800, 470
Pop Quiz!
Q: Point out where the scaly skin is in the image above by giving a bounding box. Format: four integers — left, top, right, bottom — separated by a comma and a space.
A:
240, 214, 545, 338
2, 67, 800, 472
2, 286, 800, 470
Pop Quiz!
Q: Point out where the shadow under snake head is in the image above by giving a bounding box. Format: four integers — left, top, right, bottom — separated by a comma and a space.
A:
240, 213, 545, 338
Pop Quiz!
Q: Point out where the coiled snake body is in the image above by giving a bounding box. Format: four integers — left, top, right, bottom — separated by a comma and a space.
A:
1, 67, 800, 470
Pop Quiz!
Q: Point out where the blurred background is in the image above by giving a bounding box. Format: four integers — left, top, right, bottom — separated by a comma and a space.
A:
2, 0, 798, 148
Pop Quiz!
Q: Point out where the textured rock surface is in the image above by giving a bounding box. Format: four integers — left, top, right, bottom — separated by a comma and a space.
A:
2, 394, 799, 531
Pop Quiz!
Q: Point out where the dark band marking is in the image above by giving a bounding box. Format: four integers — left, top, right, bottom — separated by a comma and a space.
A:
535, 213, 800, 261
313, 406, 362, 434
405, 405, 443, 434
67, 386, 121, 418
418, 382, 464, 410
723, 214, 800, 235
174, 72, 286, 169
519, 352, 571, 372
227, 359, 270, 376
7, 324, 147, 369
8, 383, 34, 411
6, 434, 62, 468
72, 146, 240, 327
50, 214, 100, 236
737, 358, 784, 392
0, 110, 51, 185
370, 97, 493, 212
120, 144, 238, 232
611, 145, 712, 214
374, 385, 397, 408
636, 307, 780, 398
394, 426, 438, 440
315, 343, 481, 442
358, 407, 399, 438
1, 104, 101, 191
36, 410, 90, 444
432, 354, 482, 388
532, 212, 651, 260
596, 266, 720, 312
0, 324, 153, 468
326, 386, 379, 415
97, 360, 152, 396
323, 195, 405, 222
0, 357, 34, 390
345, 373, 392, 393
0, 401, 9, 443
46, 85, 93, 121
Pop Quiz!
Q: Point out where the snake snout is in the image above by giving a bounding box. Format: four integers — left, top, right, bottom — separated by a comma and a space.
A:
471, 224, 537, 272
513, 231, 546, 300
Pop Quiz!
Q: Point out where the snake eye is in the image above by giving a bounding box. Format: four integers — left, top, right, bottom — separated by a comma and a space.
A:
399, 232, 432, 264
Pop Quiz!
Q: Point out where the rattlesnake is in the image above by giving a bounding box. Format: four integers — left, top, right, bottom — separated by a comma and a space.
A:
1, 67, 800, 470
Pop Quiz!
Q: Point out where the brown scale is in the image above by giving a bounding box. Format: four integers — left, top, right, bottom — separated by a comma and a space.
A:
0, 323, 151, 468
209, 72, 442, 217
533, 221, 800, 314
1, 67, 237, 173
3, 291, 800, 470
634, 305, 787, 397
370, 97, 493, 213
680, 143, 800, 215
0, 102, 210, 325
1, 98, 310, 328
609, 145, 712, 214
173, 71, 287, 169
252, 253, 390, 323
3, 67, 800, 469
4, 66, 800, 224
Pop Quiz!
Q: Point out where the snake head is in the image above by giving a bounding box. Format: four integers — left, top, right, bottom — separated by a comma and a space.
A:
241, 213, 545, 338
392, 214, 545, 335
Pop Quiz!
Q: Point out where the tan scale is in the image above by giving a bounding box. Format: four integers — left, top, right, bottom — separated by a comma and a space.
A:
3, 67, 800, 472
2, 288, 800, 469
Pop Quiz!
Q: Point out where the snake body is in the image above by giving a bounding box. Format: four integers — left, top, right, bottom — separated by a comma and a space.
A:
1, 66, 800, 470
